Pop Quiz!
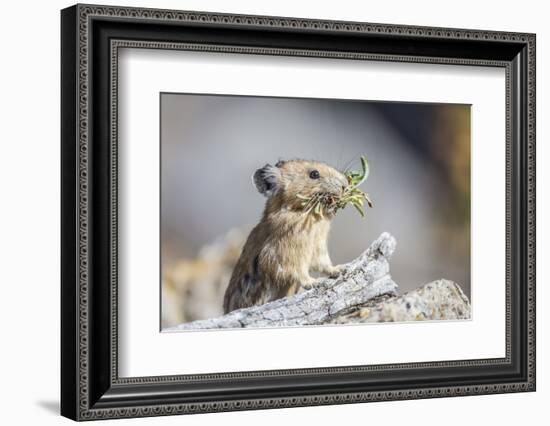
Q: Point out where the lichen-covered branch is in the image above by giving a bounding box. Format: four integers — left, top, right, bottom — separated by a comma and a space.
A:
165, 232, 398, 331
331, 279, 471, 324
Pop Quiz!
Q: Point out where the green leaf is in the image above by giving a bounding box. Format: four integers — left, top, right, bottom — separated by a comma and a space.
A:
358, 155, 370, 185
345, 155, 370, 187
352, 202, 365, 217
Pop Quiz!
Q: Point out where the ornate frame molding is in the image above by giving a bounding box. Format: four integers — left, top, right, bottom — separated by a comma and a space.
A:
61, 4, 535, 421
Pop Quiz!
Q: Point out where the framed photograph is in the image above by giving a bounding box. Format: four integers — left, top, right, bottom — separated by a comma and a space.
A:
61, 4, 536, 421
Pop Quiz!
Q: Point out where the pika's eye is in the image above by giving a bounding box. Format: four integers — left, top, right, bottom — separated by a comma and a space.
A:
309, 170, 320, 180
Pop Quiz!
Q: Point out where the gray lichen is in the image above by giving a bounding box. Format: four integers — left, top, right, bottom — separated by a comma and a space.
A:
331, 279, 471, 324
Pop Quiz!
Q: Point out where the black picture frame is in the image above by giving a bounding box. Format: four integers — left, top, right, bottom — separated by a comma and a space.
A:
61, 4, 536, 421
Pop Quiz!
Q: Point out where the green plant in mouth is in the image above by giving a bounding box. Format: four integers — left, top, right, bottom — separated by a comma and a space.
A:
298, 156, 373, 218
338, 155, 373, 217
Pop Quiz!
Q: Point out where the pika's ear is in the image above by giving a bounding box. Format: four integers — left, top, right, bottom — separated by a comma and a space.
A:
253, 164, 281, 197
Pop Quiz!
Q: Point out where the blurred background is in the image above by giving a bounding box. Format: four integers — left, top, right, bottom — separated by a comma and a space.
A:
161, 93, 470, 328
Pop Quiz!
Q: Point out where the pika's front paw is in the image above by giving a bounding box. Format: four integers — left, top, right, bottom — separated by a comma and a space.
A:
300, 277, 317, 291
327, 264, 346, 278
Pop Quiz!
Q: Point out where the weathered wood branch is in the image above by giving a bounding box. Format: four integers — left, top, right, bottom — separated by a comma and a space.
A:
331, 279, 471, 324
165, 232, 399, 331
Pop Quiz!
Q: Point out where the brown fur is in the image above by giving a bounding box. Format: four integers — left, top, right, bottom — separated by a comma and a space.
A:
223, 159, 348, 313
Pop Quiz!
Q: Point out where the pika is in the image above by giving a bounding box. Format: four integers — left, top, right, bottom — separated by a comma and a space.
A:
223, 159, 349, 314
